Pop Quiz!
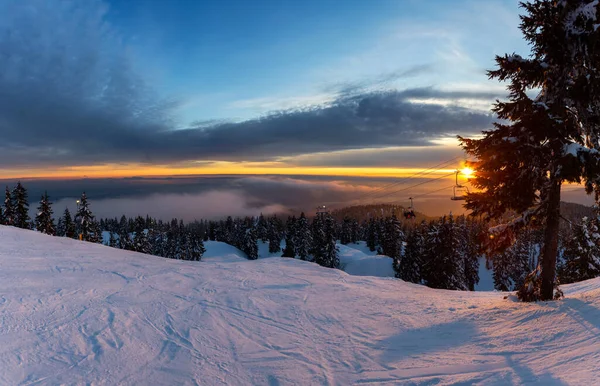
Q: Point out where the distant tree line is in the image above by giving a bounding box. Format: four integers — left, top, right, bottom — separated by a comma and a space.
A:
2, 182, 600, 291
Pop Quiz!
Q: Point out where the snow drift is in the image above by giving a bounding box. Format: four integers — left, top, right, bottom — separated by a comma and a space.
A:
0, 225, 599, 385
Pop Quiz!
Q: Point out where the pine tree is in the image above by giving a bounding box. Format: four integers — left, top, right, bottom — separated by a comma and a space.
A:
108, 232, 118, 248
12, 182, 30, 229
382, 213, 403, 260
314, 213, 339, 268
295, 212, 312, 261
366, 218, 378, 252
268, 215, 283, 254
74, 192, 95, 241
257, 213, 269, 242
396, 223, 425, 284
458, 1, 600, 301
3, 186, 13, 226
35, 191, 55, 235
133, 216, 151, 254
56, 217, 65, 236
340, 216, 352, 245
243, 224, 258, 260
281, 216, 296, 257
558, 216, 600, 284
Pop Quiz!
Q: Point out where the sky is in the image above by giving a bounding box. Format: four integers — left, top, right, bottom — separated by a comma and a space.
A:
3, 0, 586, 218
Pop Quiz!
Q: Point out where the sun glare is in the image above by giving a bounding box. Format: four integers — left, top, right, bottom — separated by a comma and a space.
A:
461, 167, 474, 177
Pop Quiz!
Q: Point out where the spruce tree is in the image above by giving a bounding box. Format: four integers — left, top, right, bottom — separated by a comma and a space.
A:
366, 218, 378, 252
314, 213, 339, 268
35, 191, 55, 235
3, 186, 13, 226
267, 215, 283, 254
558, 216, 600, 284
257, 213, 269, 242
396, 223, 425, 284
295, 212, 312, 261
281, 216, 296, 257
340, 216, 352, 245
382, 213, 403, 260
74, 192, 95, 241
244, 224, 259, 260
459, 1, 600, 301
108, 231, 118, 248
12, 182, 30, 229
62, 208, 76, 238
133, 216, 151, 254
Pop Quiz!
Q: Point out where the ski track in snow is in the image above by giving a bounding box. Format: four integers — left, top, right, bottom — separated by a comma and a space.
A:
0, 226, 599, 385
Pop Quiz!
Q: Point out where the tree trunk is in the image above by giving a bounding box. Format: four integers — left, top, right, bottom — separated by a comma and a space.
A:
540, 179, 561, 300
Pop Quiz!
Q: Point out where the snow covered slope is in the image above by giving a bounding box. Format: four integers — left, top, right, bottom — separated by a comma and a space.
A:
1, 226, 599, 385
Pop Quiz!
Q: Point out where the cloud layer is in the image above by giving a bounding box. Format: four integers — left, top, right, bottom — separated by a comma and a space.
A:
0, 1, 498, 170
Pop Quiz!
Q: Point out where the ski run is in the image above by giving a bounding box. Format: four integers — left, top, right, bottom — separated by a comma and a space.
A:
0, 225, 599, 385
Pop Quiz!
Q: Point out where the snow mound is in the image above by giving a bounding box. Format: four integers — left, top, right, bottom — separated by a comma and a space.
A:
1, 225, 599, 385
338, 243, 395, 278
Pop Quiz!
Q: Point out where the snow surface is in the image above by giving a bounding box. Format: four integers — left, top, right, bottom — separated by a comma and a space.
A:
1, 226, 600, 385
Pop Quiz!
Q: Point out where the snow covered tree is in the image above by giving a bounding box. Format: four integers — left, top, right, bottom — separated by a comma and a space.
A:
108, 231, 118, 248
267, 215, 283, 254
3, 186, 13, 226
314, 213, 339, 268
243, 223, 258, 260
281, 216, 296, 257
558, 216, 600, 284
459, 1, 600, 301
340, 216, 352, 245
35, 191, 55, 235
295, 212, 312, 261
366, 217, 378, 252
256, 213, 269, 242
133, 216, 151, 254
382, 213, 403, 260
74, 192, 95, 242
395, 222, 425, 284
12, 182, 30, 229
351, 218, 360, 244
61, 208, 76, 239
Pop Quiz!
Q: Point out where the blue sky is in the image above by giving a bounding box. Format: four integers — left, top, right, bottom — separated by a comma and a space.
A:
0, 0, 531, 178
103, 0, 527, 125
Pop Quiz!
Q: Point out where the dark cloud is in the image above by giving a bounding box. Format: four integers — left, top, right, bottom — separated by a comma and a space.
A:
0, 2, 495, 169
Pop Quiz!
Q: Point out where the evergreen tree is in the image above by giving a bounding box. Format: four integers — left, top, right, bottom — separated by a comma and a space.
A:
340, 216, 352, 245
74, 192, 95, 241
295, 212, 312, 261
108, 231, 118, 248
133, 216, 151, 254
281, 216, 296, 257
267, 215, 283, 254
3, 186, 13, 226
256, 213, 269, 242
243, 223, 259, 260
396, 223, 425, 284
56, 217, 65, 236
366, 217, 378, 252
350, 218, 360, 244
382, 213, 403, 260
35, 191, 55, 235
558, 216, 600, 284
63, 208, 76, 239
458, 1, 600, 301
314, 213, 339, 268
12, 182, 30, 229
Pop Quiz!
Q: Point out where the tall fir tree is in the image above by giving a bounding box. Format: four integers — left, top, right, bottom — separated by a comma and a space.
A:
459, 1, 600, 301
281, 216, 297, 257
61, 208, 76, 238
382, 213, 403, 260
558, 216, 600, 284
3, 186, 13, 226
395, 222, 425, 284
133, 216, 151, 254
267, 215, 283, 254
35, 191, 55, 235
340, 216, 353, 245
314, 213, 339, 268
74, 192, 95, 241
295, 212, 312, 261
12, 182, 30, 229
366, 217, 378, 252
